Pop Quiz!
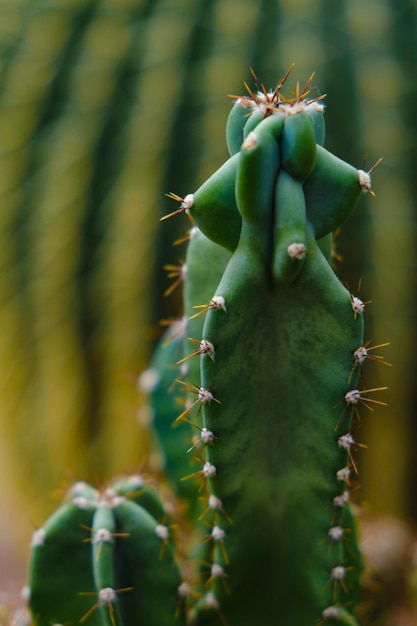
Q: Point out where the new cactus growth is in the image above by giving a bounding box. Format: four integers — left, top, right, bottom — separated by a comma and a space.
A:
28, 69, 386, 626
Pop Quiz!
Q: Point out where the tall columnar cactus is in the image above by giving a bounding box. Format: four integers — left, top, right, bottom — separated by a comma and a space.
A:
28, 70, 386, 626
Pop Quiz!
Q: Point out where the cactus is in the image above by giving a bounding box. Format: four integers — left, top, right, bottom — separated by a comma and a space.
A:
27, 69, 386, 626
29, 480, 185, 626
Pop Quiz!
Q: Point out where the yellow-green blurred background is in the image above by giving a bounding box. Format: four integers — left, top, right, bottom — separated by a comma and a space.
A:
0, 0, 416, 617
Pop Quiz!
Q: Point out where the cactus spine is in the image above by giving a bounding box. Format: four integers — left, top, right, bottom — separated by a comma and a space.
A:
28, 70, 385, 625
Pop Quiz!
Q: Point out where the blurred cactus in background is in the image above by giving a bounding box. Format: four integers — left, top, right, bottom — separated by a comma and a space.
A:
0, 0, 417, 623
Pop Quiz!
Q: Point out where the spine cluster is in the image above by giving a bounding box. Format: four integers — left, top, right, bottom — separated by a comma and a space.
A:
319, 292, 388, 622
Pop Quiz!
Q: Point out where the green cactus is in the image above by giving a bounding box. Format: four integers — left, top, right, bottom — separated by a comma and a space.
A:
29, 479, 185, 626
28, 70, 386, 625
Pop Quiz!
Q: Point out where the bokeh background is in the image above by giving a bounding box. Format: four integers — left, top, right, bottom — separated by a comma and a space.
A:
0, 0, 416, 621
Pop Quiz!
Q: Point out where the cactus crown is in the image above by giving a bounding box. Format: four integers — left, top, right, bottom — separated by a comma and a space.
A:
231, 65, 325, 117
27, 69, 386, 626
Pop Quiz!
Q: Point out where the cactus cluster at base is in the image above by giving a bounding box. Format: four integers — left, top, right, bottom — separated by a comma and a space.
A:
27, 68, 387, 626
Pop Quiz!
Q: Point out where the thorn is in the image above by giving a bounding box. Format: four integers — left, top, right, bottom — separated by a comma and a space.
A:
206, 562, 230, 593
273, 63, 296, 98
345, 386, 388, 411
243, 80, 256, 101
349, 341, 391, 384
199, 494, 233, 525
175, 381, 220, 423
163, 262, 187, 297
174, 225, 199, 246
358, 157, 382, 195
80, 587, 133, 626
337, 433, 366, 474
202, 525, 229, 565
347, 279, 371, 319
177, 338, 215, 364
159, 316, 187, 345
323, 565, 353, 601
160, 193, 195, 222
189, 296, 227, 320
301, 71, 315, 97
186, 426, 216, 452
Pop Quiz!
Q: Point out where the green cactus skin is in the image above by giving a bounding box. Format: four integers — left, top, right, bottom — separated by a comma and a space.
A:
28, 479, 185, 626
28, 72, 384, 626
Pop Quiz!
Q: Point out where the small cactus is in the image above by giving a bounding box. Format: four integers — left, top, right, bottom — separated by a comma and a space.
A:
28, 69, 386, 626
28, 480, 185, 626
